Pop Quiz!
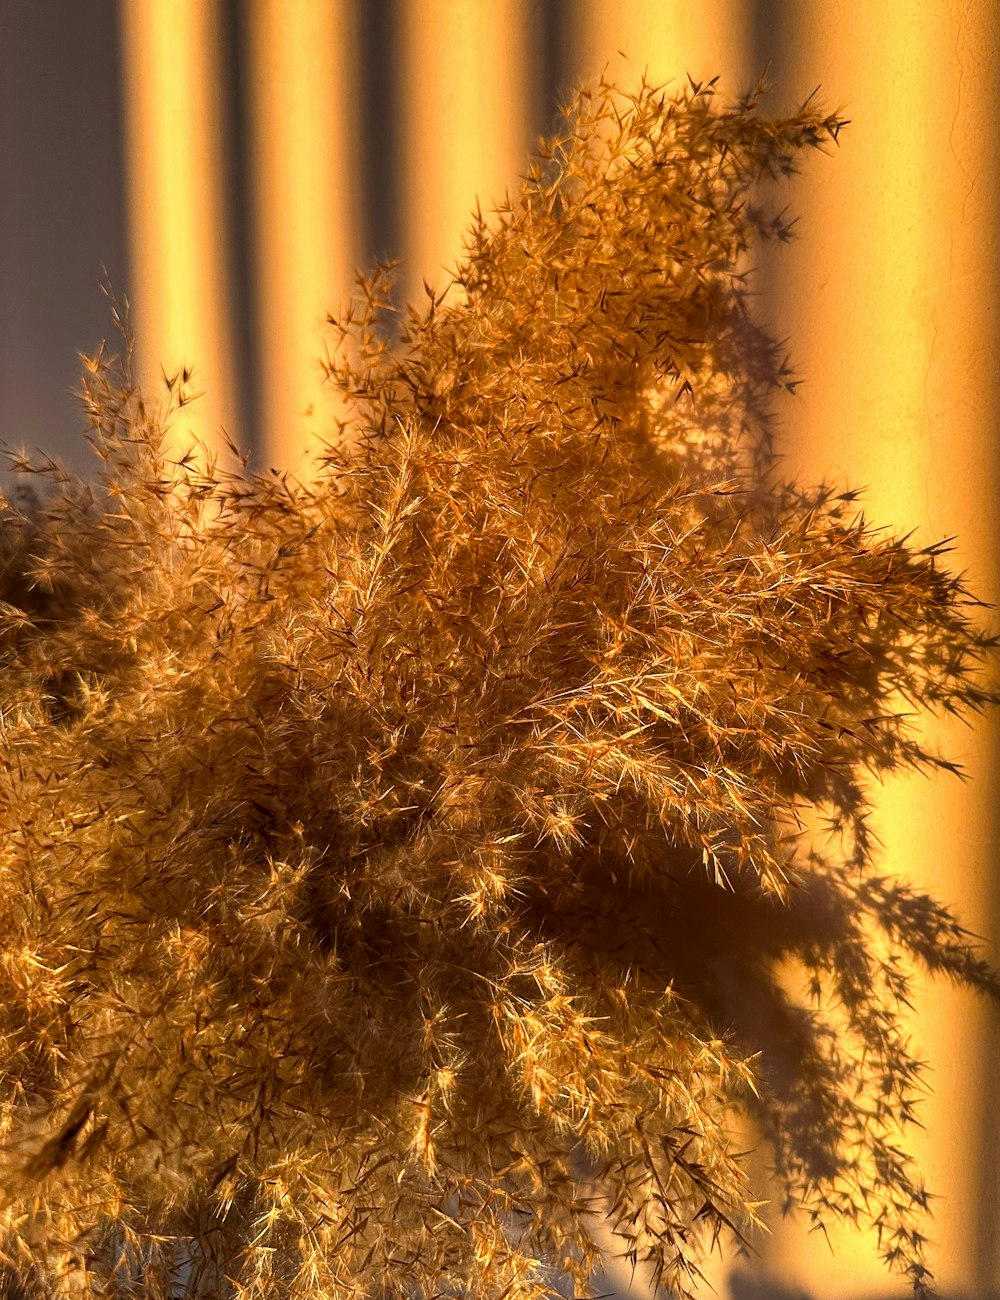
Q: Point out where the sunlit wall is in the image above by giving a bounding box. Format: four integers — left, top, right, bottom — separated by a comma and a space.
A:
2, 2, 998, 1296
752, 6, 1000, 1297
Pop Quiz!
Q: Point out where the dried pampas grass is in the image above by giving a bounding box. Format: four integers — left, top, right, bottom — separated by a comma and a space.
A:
1, 77, 996, 1299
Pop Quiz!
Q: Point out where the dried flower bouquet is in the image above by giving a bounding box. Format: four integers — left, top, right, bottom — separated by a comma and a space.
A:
1, 78, 996, 1300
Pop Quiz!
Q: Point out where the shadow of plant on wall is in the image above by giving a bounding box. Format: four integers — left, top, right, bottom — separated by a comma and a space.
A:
0, 77, 997, 1300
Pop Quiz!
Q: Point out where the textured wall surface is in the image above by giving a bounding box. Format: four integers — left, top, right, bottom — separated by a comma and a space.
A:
753, 5, 1000, 1295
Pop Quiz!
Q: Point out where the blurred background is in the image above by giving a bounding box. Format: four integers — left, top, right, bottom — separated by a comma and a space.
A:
1, 1, 998, 1296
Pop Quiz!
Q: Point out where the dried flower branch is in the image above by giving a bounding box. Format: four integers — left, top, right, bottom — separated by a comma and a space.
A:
1, 77, 996, 1300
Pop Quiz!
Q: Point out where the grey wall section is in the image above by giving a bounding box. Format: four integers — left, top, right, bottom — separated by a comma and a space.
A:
0, 0, 128, 474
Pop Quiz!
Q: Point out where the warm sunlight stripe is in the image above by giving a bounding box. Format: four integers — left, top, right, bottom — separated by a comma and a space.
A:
397, 0, 533, 309
246, 0, 360, 474
570, 0, 753, 100
119, 0, 236, 466
761, 4, 1000, 1295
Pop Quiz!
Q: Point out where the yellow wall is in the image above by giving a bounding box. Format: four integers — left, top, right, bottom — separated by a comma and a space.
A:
571, 0, 751, 91
758, 4, 1000, 1295
396, 0, 534, 306
119, 0, 238, 466
245, 0, 361, 473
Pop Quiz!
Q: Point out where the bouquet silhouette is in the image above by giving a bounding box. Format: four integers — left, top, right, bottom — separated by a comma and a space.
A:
1, 78, 996, 1299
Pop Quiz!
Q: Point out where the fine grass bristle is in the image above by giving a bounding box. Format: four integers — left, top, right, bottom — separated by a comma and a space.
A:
0, 76, 995, 1300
